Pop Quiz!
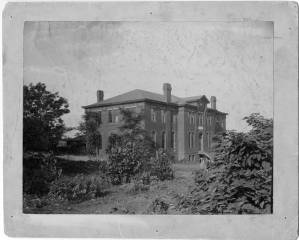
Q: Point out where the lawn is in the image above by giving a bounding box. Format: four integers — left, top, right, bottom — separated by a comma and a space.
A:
24, 163, 202, 214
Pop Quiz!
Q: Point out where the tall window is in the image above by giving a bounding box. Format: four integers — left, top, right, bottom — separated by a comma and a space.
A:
98, 134, 102, 149
161, 110, 166, 123
162, 131, 166, 149
151, 131, 157, 146
108, 110, 112, 123
151, 109, 156, 122
198, 114, 203, 126
189, 132, 194, 149
198, 133, 202, 151
171, 131, 176, 150
172, 114, 177, 125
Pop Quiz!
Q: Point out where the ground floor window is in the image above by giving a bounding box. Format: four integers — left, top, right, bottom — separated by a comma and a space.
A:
171, 131, 176, 150
151, 131, 157, 146
198, 133, 202, 151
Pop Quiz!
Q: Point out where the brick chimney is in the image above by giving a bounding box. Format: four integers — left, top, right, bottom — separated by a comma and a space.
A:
163, 83, 172, 103
97, 90, 104, 102
210, 96, 216, 109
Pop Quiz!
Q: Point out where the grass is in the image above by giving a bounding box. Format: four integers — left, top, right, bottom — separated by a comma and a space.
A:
23, 162, 203, 214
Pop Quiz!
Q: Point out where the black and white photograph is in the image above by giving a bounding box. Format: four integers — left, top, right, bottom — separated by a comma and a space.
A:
23, 20, 273, 215
3, 2, 298, 239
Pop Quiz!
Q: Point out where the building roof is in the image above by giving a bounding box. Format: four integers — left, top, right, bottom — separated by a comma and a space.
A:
83, 89, 211, 109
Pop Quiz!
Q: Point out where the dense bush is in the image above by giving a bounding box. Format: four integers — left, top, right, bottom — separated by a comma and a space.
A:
177, 113, 273, 214
147, 197, 170, 214
49, 174, 109, 202
23, 152, 61, 196
56, 158, 107, 176
106, 109, 156, 184
149, 150, 174, 181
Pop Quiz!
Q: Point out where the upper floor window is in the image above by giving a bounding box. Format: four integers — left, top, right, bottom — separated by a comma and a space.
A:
151, 109, 156, 122
189, 132, 194, 149
108, 110, 113, 123
172, 114, 177, 125
161, 110, 166, 123
162, 131, 166, 149
198, 114, 203, 126
114, 115, 120, 123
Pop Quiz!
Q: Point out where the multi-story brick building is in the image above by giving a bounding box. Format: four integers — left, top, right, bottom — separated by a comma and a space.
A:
83, 83, 227, 161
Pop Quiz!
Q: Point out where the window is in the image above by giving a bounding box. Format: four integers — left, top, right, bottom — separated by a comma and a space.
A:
172, 114, 177, 125
189, 113, 194, 124
151, 109, 156, 122
189, 132, 194, 149
198, 133, 202, 151
108, 110, 112, 123
171, 131, 176, 150
161, 110, 166, 123
162, 131, 166, 149
198, 114, 203, 126
115, 115, 119, 123
98, 134, 102, 149
151, 131, 157, 146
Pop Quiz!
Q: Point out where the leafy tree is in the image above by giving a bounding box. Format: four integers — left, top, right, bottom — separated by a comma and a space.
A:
78, 111, 102, 160
106, 109, 156, 184
177, 113, 273, 214
23, 82, 70, 151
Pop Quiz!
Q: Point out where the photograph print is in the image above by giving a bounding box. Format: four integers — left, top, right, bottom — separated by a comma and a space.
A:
23, 21, 273, 214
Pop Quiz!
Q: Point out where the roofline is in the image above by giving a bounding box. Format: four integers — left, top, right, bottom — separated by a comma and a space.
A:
186, 95, 210, 104
82, 98, 178, 109
207, 108, 228, 115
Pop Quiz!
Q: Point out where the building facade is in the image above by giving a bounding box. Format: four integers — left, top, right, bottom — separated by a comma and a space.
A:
83, 83, 227, 161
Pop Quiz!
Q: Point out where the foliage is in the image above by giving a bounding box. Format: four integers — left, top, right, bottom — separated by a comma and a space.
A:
23, 152, 61, 196
78, 111, 102, 158
55, 157, 107, 176
147, 198, 169, 214
23, 82, 70, 151
106, 109, 156, 184
49, 174, 109, 202
176, 113, 273, 214
150, 150, 174, 181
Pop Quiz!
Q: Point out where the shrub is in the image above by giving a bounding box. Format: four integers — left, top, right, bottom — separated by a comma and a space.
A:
49, 174, 108, 202
149, 150, 174, 181
23, 152, 61, 196
147, 198, 169, 214
176, 113, 273, 214
106, 109, 155, 185
56, 158, 107, 176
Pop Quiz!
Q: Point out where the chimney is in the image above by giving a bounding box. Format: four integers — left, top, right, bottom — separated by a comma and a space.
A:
210, 96, 216, 109
97, 90, 104, 102
163, 83, 172, 103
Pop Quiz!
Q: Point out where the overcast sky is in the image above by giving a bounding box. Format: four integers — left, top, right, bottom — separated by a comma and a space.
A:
24, 21, 273, 131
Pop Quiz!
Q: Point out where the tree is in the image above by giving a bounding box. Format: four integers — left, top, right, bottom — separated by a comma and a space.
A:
23, 82, 70, 151
106, 109, 156, 184
78, 111, 102, 160
177, 113, 273, 214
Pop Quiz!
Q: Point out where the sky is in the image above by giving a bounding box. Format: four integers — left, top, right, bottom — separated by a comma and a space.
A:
24, 21, 273, 131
